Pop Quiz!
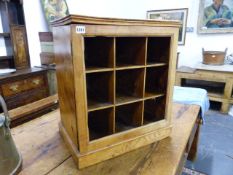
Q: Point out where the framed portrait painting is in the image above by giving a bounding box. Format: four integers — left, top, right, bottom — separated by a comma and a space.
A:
197, 0, 233, 34
147, 8, 188, 45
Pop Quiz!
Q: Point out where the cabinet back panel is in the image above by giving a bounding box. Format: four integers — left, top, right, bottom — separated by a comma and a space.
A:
147, 37, 170, 64
86, 72, 114, 109
116, 69, 144, 98
88, 108, 114, 141
144, 97, 166, 124
116, 37, 146, 66
84, 37, 114, 68
115, 102, 143, 132
145, 66, 168, 94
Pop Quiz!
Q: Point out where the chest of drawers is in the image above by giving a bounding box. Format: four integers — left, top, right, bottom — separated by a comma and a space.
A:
0, 68, 49, 110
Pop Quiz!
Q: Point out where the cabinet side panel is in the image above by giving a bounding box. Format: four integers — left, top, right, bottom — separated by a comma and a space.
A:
53, 26, 78, 146
165, 29, 179, 124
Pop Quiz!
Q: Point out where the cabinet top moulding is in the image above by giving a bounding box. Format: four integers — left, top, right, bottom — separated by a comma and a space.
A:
51, 14, 181, 27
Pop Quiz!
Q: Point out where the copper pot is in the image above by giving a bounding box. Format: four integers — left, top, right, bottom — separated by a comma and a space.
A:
202, 48, 227, 65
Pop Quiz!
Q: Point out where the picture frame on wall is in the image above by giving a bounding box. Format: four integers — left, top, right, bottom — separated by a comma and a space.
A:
41, 0, 69, 25
197, 0, 233, 34
147, 8, 188, 45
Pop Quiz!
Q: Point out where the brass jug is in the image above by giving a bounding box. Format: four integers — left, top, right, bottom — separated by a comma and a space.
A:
0, 95, 22, 175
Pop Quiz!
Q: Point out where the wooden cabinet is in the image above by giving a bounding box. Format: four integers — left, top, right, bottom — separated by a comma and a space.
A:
52, 15, 179, 168
0, 68, 49, 110
0, 0, 30, 69
176, 68, 233, 113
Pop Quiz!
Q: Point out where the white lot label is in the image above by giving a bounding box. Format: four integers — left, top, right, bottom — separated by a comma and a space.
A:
76, 26, 86, 34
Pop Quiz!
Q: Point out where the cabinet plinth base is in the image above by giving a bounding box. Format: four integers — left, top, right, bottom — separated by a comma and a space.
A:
59, 122, 172, 169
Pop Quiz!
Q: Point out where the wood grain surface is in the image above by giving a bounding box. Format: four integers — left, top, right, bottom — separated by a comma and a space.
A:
12, 103, 200, 175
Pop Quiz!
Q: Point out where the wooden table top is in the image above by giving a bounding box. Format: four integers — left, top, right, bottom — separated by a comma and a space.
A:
12, 103, 200, 175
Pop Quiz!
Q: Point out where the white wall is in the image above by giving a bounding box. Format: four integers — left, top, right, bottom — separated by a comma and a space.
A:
23, 0, 233, 67
23, 0, 48, 66
0, 13, 6, 56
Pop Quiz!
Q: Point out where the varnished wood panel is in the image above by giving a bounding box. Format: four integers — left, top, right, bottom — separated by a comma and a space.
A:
9, 94, 58, 121
10, 25, 30, 69
176, 69, 233, 113
2, 75, 45, 97
51, 14, 181, 27
0, 68, 49, 111
5, 88, 47, 108
12, 104, 200, 175
53, 26, 78, 147
71, 27, 89, 153
82, 25, 178, 37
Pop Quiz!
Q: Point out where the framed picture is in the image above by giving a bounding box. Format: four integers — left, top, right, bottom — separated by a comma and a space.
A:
41, 0, 69, 24
147, 8, 188, 45
197, 0, 233, 34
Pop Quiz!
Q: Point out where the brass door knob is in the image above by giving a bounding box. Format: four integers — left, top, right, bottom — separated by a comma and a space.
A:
33, 79, 40, 85
10, 85, 19, 92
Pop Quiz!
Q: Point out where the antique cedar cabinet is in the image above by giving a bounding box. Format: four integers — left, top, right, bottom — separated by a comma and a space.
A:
52, 15, 180, 169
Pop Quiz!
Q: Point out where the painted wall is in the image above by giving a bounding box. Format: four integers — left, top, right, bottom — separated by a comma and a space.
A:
23, 0, 48, 67
23, 0, 233, 67
0, 13, 6, 56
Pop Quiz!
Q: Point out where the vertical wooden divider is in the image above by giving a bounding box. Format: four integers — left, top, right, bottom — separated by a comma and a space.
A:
142, 37, 148, 125
112, 37, 116, 133
132, 102, 143, 126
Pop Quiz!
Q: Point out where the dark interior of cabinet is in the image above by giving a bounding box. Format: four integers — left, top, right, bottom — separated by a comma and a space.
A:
84, 37, 114, 69
181, 79, 225, 95
144, 96, 166, 124
88, 108, 114, 140
0, 0, 24, 32
116, 69, 144, 104
7, 0, 25, 25
147, 37, 170, 64
145, 66, 168, 97
209, 101, 221, 110
86, 72, 114, 110
0, 0, 25, 69
115, 102, 143, 132
116, 37, 146, 67
0, 58, 14, 68
84, 35, 171, 141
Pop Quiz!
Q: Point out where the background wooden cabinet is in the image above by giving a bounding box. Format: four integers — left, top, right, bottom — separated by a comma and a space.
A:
0, 0, 30, 69
0, 68, 49, 110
